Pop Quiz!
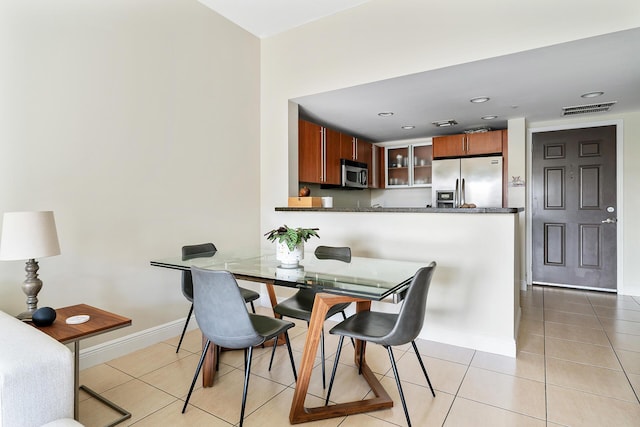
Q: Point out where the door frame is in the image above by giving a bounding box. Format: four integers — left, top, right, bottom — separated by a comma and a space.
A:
526, 119, 624, 293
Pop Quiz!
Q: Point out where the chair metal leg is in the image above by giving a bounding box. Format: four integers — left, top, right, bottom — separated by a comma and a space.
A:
340, 311, 356, 348
182, 340, 210, 413
268, 336, 278, 371
320, 326, 326, 389
387, 346, 412, 427
284, 331, 297, 381
325, 335, 345, 406
215, 344, 220, 371
411, 341, 435, 397
358, 340, 365, 375
176, 304, 193, 353
239, 346, 254, 427
249, 301, 256, 313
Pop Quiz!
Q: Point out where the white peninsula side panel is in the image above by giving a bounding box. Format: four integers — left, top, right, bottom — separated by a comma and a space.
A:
270, 210, 521, 357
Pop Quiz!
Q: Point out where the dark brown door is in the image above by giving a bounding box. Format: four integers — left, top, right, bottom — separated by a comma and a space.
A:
532, 125, 617, 290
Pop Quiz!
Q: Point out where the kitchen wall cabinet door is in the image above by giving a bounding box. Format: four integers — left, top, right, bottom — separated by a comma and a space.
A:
340, 133, 373, 187
298, 119, 341, 185
432, 134, 465, 158
433, 130, 503, 159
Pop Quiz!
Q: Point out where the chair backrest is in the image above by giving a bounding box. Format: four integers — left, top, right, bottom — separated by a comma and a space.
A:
380, 261, 437, 346
191, 267, 265, 349
181, 243, 217, 301
314, 245, 351, 263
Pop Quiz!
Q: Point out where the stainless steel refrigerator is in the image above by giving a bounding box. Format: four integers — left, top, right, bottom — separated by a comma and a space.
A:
432, 156, 503, 208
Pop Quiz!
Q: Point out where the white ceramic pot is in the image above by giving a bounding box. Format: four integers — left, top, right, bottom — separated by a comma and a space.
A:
276, 241, 304, 268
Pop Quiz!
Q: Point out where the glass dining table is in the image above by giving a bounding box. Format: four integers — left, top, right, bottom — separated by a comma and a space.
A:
150, 247, 429, 424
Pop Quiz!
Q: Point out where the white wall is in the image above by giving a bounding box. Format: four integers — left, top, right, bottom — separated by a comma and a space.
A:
0, 0, 262, 346
260, 0, 640, 294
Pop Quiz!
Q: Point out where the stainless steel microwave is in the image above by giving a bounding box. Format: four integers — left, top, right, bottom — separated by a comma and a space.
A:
341, 159, 368, 188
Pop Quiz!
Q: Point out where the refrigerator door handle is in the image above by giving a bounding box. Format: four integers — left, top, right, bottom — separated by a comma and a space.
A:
455, 178, 460, 208
460, 178, 465, 206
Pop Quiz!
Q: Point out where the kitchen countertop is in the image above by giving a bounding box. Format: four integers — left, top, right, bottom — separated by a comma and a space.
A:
276, 207, 523, 214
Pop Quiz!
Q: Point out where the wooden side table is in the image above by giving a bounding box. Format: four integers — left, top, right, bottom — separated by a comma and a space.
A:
32, 304, 132, 426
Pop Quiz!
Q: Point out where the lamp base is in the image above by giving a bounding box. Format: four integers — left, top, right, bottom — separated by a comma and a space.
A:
19, 258, 43, 320
16, 310, 33, 322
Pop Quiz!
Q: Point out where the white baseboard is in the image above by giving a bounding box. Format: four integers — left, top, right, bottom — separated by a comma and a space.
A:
78, 316, 198, 370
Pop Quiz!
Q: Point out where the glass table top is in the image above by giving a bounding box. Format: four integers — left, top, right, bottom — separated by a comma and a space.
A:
151, 248, 430, 301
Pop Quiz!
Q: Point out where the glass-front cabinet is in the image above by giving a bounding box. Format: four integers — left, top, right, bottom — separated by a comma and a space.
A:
385, 142, 432, 188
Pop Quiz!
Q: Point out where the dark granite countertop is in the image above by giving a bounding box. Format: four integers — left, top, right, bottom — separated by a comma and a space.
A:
276, 207, 523, 214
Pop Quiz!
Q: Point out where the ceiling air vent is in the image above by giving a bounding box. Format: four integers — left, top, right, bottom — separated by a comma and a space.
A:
562, 101, 617, 116
432, 119, 458, 127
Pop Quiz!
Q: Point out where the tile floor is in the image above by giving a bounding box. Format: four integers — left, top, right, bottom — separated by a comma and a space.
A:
78, 285, 640, 426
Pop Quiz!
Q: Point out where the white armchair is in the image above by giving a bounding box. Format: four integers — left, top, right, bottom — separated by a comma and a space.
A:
0, 310, 83, 427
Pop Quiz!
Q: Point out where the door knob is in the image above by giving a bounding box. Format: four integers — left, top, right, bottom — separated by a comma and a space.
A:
601, 218, 617, 224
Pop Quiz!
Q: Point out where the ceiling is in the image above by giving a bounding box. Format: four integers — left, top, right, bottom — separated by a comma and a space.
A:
197, 1, 640, 143
197, 0, 371, 38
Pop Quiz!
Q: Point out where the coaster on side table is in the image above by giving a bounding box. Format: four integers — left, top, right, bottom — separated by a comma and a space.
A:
66, 315, 90, 324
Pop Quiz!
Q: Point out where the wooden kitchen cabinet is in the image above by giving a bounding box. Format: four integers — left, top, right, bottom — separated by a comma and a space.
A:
385, 142, 432, 188
340, 132, 374, 187
298, 119, 341, 185
432, 130, 503, 159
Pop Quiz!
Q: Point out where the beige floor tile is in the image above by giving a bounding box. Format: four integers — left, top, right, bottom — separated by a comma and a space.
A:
543, 310, 603, 329
471, 350, 544, 382
107, 342, 191, 378
546, 357, 636, 402
617, 348, 640, 375
320, 361, 378, 404
131, 400, 229, 426
248, 345, 301, 387
545, 337, 621, 370
547, 384, 640, 427
444, 396, 546, 427
517, 333, 544, 355
393, 353, 467, 395
339, 413, 398, 427
184, 368, 286, 425
243, 387, 343, 427
594, 306, 640, 322
79, 363, 134, 399
543, 299, 595, 316
608, 331, 640, 352
139, 352, 234, 398
589, 294, 640, 311
520, 307, 544, 322
411, 339, 475, 365
599, 317, 640, 336
329, 339, 395, 376
457, 367, 546, 419
165, 328, 205, 354
628, 373, 640, 396
544, 321, 610, 346
519, 319, 544, 336
99, 378, 176, 425
79, 395, 131, 427
543, 287, 591, 304
364, 376, 454, 427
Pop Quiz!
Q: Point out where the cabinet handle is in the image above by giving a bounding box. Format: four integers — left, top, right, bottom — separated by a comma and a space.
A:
322, 128, 326, 182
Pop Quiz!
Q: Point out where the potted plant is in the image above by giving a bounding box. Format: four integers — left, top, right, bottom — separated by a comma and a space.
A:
264, 225, 319, 267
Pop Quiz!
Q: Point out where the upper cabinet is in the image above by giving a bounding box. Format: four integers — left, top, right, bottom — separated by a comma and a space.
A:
340, 133, 374, 187
432, 130, 504, 159
298, 119, 341, 185
385, 142, 432, 188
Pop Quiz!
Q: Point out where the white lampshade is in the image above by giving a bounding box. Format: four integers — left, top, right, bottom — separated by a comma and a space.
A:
0, 211, 61, 261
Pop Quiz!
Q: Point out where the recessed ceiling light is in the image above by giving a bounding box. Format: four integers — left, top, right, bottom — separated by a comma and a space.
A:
581, 91, 604, 98
378, 112, 394, 117
432, 119, 458, 127
470, 96, 490, 103
481, 115, 498, 120
401, 125, 415, 130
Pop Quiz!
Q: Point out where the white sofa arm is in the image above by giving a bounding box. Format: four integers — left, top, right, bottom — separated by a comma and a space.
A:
0, 310, 80, 427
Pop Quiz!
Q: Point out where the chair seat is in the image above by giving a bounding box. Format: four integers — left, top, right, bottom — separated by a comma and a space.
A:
249, 314, 295, 342
329, 311, 399, 345
274, 297, 350, 322
240, 287, 260, 303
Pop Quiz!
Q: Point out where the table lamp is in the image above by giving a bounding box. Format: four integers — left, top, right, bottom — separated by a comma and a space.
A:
0, 211, 61, 320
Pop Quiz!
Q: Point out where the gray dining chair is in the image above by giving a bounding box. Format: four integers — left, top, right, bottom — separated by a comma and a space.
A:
176, 243, 260, 353
182, 267, 297, 427
269, 245, 352, 388
324, 262, 437, 427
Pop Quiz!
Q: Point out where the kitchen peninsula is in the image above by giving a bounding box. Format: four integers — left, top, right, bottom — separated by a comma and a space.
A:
272, 206, 524, 357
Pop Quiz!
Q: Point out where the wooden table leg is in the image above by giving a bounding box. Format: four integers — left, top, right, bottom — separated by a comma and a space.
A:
289, 294, 393, 424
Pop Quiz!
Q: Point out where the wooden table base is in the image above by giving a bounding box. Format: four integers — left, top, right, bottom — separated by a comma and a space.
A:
289, 294, 393, 423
